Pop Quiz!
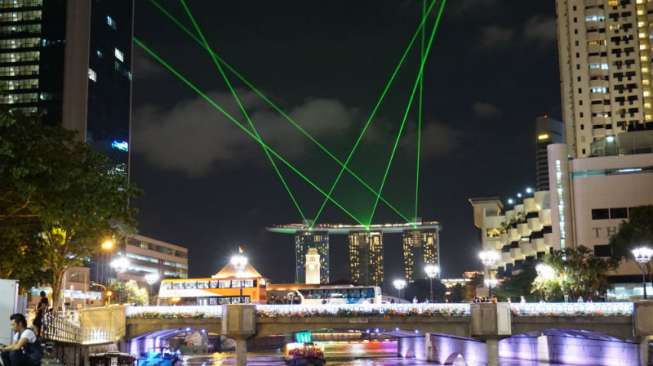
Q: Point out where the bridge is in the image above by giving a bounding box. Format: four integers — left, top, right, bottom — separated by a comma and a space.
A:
69, 302, 653, 366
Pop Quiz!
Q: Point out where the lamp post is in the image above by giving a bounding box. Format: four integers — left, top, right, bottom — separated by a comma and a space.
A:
231, 250, 248, 303
484, 278, 498, 298
110, 256, 130, 274
424, 264, 440, 302
479, 250, 500, 298
393, 279, 407, 300
100, 239, 116, 285
144, 272, 161, 305
632, 246, 653, 299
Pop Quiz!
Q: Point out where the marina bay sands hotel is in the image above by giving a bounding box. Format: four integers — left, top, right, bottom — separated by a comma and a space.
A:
268, 220, 441, 286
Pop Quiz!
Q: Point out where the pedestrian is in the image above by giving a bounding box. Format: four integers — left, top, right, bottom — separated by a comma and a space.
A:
33, 292, 48, 338
1, 313, 42, 366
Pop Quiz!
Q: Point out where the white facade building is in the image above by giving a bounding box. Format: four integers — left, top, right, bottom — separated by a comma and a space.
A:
469, 192, 555, 272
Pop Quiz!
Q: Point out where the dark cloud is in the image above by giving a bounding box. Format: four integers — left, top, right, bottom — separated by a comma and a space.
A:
134, 91, 358, 176
401, 121, 463, 159
452, 0, 498, 15
133, 47, 164, 79
479, 25, 514, 48
472, 102, 501, 119
523, 16, 557, 45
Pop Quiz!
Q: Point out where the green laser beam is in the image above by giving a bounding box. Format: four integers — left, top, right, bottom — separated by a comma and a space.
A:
311, 0, 440, 225
415, 0, 427, 222
147, 0, 419, 225
133, 37, 369, 226
367, 0, 447, 226
179, 0, 307, 222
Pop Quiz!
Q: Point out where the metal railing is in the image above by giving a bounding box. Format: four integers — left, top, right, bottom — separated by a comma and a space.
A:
42, 312, 81, 344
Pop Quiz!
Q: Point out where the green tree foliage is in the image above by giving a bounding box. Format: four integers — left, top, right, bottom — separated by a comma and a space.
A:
533, 246, 619, 301
0, 111, 139, 307
494, 262, 538, 301
609, 205, 653, 264
108, 280, 148, 305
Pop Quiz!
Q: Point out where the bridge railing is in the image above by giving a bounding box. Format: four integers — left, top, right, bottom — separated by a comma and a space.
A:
510, 302, 634, 317
122, 302, 635, 320
125, 305, 223, 319
255, 303, 471, 318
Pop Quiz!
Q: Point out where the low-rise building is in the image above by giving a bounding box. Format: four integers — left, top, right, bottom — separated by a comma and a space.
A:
118, 234, 189, 285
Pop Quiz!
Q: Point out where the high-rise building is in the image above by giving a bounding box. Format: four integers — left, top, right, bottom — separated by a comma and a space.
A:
556, 0, 653, 158
294, 231, 329, 284
0, 0, 133, 175
401, 229, 440, 282
348, 231, 384, 286
535, 116, 565, 191
304, 248, 321, 285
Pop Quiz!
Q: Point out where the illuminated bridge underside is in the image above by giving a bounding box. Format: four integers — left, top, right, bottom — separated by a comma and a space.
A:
268, 221, 440, 235
122, 302, 638, 341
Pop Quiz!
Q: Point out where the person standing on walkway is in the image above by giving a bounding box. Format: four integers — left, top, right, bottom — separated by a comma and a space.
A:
33, 292, 48, 338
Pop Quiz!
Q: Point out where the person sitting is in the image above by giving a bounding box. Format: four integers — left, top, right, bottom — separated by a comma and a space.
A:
0, 314, 41, 366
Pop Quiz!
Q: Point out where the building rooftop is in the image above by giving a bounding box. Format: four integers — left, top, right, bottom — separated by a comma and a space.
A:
267, 220, 441, 235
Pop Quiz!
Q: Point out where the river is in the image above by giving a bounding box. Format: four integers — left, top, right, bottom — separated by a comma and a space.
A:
178, 340, 574, 366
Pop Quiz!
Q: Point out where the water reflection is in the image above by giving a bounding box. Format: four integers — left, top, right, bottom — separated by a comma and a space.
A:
182, 354, 573, 366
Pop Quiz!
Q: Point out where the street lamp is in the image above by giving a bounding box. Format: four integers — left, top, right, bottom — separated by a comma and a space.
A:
479, 250, 500, 268
424, 264, 440, 302
144, 272, 161, 305
393, 279, 407, 300
231, 250, 248, 302
145, 272, 160, 285
479, 250, 500, 298
110, 256, 130, 273
101, 239, 115, 252
632, 246, 653, 299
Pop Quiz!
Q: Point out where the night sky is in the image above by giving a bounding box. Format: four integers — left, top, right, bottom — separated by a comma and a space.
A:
131, 0, 560, 291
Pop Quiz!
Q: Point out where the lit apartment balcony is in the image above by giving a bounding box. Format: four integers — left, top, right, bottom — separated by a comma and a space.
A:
540, 209, 552, 226
501, 252, 513, 265
510, 247, 524, 261
528, 218, 543, 232
518, 223, 530, 237
508, 228, 520, 242
534, 238, 547, 253
484, 215, 505, 229
519, 241, 536, 257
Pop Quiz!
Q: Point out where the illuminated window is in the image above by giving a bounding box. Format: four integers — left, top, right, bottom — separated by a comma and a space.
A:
88, 68, 97, 82
106, 15, 116, 30
537, 133, 550, 141
114, 48, 124, 62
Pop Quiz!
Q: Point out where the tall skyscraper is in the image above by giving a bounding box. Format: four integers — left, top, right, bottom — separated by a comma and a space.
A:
294, 231, 329, 284
535, 115, 565, 191
304, 248, 321, 285
556, 0, 653, 158
348, 231, 384, 286
0, 0, 133, 176
401, 229, 440, 282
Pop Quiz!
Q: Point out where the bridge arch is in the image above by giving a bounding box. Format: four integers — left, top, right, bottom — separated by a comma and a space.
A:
499, 328, 640, 366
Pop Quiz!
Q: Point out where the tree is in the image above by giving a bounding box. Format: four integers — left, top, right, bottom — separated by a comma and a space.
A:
609, 205, 653, 266
108, 280, 148, 305
0, 111, 139, 307
494, 262, 538, 301
0, 221, 51, 292
534, 246, 619, 301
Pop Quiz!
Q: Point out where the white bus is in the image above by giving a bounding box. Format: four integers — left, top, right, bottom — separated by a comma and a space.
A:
287, 285, 382, 305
